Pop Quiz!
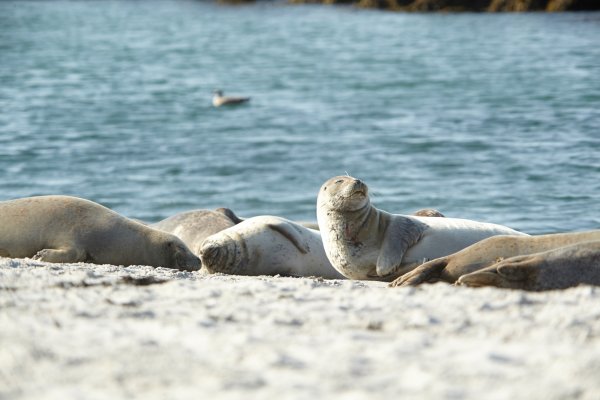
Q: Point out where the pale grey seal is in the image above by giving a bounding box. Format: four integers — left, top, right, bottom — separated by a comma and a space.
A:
0, 195, 200, 271
198, 209, 446, 279
317, 175, 527, 280
200, 216, 345, 279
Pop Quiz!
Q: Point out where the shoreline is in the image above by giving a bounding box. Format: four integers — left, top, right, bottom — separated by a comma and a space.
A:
2, 257, 600, 399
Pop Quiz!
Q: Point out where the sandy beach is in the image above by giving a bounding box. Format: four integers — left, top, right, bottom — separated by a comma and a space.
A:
2, 257, 599, 400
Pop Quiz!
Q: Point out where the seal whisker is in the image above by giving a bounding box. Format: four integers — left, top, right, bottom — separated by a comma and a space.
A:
369, 191, 381, 203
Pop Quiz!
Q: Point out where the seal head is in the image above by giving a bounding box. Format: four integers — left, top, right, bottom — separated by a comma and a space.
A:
318, 176, 370, 213
163, 236, 201, 271
199, 231, 248, 275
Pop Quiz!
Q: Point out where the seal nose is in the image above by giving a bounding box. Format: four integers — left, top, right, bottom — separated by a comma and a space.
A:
352, 178, 367, 194
179, 253, 201, 272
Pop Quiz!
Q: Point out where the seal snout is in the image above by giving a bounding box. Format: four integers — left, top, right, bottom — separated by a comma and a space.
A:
350, 178, 368, 196
179, 252, 201, 272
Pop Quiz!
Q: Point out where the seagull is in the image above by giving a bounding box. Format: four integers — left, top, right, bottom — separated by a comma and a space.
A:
212, 90, 250, 107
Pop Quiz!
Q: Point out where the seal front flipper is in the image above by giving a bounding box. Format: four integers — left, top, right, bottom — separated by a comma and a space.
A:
389, 257, 449, 287
457, 255, 539, 289
32, 246, 88, 263
266, 221, 310, 254
375, 217, 425, 277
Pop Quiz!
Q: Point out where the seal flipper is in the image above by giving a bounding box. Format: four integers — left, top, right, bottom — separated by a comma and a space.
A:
389, 257, 449, 287
215, 208, 243, 224
413, 209, 445, 218
266, 221, 310, 254
376, 217, 426, 277
32, 246, 88, 263
457, 255, 539, 289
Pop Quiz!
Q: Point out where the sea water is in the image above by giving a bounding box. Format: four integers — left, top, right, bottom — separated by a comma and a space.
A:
1, 1, 599, 234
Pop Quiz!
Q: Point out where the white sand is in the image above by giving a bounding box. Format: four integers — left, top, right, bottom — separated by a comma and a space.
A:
1, 257, 600, 400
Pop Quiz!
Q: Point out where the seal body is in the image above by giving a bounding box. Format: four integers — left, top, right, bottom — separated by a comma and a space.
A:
0, 195, 200, 271
317, 176, 527, 280
151, 208, 242, 256
391, 230, 600, 287
458, 240, 600, 291
199, 216, 345, 279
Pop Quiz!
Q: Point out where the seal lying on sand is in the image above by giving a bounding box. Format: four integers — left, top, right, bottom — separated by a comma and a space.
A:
458, 240, 600, 291
151, 208, 321, 254
200, 216, 345, 279
317, 176, 527, 280
0, 195, 200, 271
151, 208, 242, 256
390, 230, 600, 288
200, 209, 446, 278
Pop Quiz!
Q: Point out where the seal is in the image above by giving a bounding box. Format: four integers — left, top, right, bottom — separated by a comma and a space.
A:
390, 230, 600, 287
198, 209, 444, 278
151, 208, 242, 256
317, 175, 527, 280
212, 90, 250, 107
0, 195, 200, 271
412, 209, 445, 218
458, 240, 600, 291
199, 216, 346, 279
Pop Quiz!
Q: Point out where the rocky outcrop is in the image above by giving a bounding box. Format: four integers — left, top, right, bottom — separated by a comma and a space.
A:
488, 0, 547, 11
283, 0, 600, 10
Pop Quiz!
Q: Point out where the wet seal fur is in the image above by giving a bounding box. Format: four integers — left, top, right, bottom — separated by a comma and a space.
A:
391, 230, 600, 290
151, 208, 242, 256
317, 176, 527, 280
199, 216, 345, 279
0, 195, 200, 271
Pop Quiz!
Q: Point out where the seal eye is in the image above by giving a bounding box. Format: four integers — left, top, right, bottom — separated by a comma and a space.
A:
335, 180, 343, 184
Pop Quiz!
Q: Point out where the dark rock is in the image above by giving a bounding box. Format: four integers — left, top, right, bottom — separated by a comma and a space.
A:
488, 0, 546, 11
286, 0, 600, 11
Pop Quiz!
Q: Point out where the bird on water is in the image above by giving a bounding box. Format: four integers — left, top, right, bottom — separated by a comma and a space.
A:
212, 90, 250, 107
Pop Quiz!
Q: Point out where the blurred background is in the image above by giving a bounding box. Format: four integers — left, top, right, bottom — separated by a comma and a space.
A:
1, 0, 599, 234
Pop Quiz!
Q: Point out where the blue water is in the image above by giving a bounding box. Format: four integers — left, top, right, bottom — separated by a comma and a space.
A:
1, 1, 599, 234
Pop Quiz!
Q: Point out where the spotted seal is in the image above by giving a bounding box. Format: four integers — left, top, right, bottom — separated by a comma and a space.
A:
317, 175, 527, 280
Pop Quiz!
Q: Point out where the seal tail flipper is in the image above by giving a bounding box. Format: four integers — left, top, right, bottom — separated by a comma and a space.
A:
412, 209, 445, 218
215, 207, 244, 224
389, 258, 448, 287
266, 221, 310, 254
